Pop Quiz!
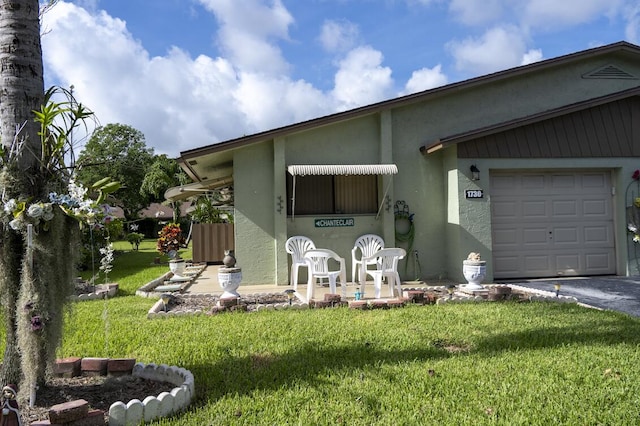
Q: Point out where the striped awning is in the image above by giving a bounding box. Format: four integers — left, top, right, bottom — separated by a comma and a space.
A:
287, 164, 398, 176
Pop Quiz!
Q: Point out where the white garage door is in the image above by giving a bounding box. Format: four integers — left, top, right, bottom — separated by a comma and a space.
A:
491, 171, 615, 279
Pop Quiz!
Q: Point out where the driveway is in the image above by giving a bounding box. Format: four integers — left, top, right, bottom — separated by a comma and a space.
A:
504, 276, 640, 317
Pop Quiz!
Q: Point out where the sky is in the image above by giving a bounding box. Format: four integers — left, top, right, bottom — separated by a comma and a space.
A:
40, 0, 640, 158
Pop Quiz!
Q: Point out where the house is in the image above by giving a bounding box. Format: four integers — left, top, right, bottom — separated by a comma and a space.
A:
166, 41, 640, 286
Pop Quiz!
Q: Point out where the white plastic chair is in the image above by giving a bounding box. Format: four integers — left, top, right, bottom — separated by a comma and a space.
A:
303, 249, 347, 301
362, 248, 406, 299
351, 234, 385, 284
285, 236, 316, 291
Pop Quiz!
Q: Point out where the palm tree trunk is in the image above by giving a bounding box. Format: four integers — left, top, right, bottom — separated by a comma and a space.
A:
0, 0, 44, 387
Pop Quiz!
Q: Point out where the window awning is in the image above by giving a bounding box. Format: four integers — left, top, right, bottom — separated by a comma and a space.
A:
164, 176, 233, 202
287, 164, 398, 176
287, 164, 398, 221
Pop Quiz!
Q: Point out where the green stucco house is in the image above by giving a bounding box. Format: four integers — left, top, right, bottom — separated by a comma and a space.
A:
167, 41, 640, 286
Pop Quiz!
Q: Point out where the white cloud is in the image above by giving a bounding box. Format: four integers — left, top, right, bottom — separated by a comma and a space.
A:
332, 46, 394, 111
197, 0, 294, 75
446, 26, 532, 75
520, 0, 624, 30
625, 3, 640, 44
521, 49, 543, 65
42, 1, 397, 157
401, 65, 448, 95
319, 19, 360, 53
449, 0, 504, 26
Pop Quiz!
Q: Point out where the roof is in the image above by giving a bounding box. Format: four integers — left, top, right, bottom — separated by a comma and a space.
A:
178, 41, 640, 165
421, 85, 640, 154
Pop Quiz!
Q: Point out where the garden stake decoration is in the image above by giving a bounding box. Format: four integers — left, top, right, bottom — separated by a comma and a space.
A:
554, 282, 561, 297
284, 289, 296, 306
447, 284, 456, 299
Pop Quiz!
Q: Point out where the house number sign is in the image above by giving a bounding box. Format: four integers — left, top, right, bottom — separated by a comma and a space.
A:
465, 190, 484, 199
314, 218, 355, 228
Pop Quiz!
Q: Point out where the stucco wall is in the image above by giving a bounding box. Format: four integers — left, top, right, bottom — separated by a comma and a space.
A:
233, 143, 277, 284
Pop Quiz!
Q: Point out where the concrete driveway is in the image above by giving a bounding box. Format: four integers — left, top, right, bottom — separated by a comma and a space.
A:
503, 276, 640, 317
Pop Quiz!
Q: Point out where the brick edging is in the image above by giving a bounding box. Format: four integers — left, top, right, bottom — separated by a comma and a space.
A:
48, 357, 195, 426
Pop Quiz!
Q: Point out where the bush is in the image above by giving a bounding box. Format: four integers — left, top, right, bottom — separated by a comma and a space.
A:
157, 223, 185, 258
126, 232, 145, 250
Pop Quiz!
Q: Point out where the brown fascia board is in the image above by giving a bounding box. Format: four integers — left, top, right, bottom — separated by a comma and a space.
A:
422, 86, 640, 153
179, 41, 640, 161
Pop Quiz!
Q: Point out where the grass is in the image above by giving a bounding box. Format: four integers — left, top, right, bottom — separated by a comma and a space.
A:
8, 240, 640, 424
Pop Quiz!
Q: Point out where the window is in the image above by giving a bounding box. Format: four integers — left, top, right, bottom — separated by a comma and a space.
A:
287, 174, 378, 215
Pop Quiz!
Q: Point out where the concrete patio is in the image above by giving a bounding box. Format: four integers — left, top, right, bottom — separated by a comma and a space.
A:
183, 264, 456, 303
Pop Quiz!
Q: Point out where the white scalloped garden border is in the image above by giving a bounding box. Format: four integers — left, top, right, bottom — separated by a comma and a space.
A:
108, 362, 195, 426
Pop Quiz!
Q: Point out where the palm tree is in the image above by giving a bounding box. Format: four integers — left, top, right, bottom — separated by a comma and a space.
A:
0, 0, 45, 387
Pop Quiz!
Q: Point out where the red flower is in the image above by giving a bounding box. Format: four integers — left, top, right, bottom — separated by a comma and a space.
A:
633, 170, 640, 180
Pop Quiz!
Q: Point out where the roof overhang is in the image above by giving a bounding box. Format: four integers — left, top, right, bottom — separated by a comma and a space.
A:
287, 164, 398, 176
164, 175, 233, 202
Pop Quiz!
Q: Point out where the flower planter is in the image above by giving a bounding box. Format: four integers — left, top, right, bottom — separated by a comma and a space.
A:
463, 260, 486, 290
169, 259, 186, 281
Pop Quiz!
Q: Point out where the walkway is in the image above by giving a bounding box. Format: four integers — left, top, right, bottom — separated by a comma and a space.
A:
185, 264, 453, 302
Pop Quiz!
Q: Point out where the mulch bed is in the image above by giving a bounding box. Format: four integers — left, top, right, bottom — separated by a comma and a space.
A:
21, 374, 175, 425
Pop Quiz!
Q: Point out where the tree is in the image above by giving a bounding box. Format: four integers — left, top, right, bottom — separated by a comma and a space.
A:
0, 0, 46, 388
140, 154, 189, 222
76, 123, 154, 221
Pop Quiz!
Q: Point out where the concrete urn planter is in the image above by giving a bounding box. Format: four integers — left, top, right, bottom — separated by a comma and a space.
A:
169, 258, 186, 281
463, 252, 486, 290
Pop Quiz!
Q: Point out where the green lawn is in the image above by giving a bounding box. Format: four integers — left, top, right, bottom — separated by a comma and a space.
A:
14, 241, 640, 424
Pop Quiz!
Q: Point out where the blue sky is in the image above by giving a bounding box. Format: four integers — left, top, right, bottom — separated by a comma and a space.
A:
40, 0, 639, 157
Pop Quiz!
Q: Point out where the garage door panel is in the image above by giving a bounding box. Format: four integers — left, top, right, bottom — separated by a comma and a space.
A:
583, 224, 614, 246
551, 200, 578, 217
493, 256, 520, 275
585, 253, 614, 271
491, 170, 615, 278
582, 173, 606, 188
524, 255, 551, 273
583, 199, 608, 216
555, 254, 580, 273
523, 227, 551, 247
553, 227, 579, 244
492, 200, 519, 219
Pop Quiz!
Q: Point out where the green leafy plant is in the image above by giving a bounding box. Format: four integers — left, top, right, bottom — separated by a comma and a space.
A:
126, 232, 144, 250
157, 223, 185, 257
189, 195, 232, 224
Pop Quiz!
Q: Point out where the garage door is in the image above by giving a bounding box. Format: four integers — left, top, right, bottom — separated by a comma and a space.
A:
491, 171, 615, 279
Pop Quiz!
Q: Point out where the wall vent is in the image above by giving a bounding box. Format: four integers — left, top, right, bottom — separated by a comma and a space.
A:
188, 160, 198, 165
583, 64, 637, 80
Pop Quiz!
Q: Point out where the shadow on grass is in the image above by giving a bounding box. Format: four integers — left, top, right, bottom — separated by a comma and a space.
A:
190, 341, 449, 403
186, 304, 640, 407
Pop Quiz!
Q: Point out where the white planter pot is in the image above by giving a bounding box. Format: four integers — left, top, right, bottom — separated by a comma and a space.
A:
169, 259, 186, 281
463, 261, 486, 290
218, 267, 242, 298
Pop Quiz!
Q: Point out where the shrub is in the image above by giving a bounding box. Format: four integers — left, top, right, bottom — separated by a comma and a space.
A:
157, 223, 185, 257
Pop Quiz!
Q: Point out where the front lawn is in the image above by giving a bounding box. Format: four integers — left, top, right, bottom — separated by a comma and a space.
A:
13, 241, 640, 424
